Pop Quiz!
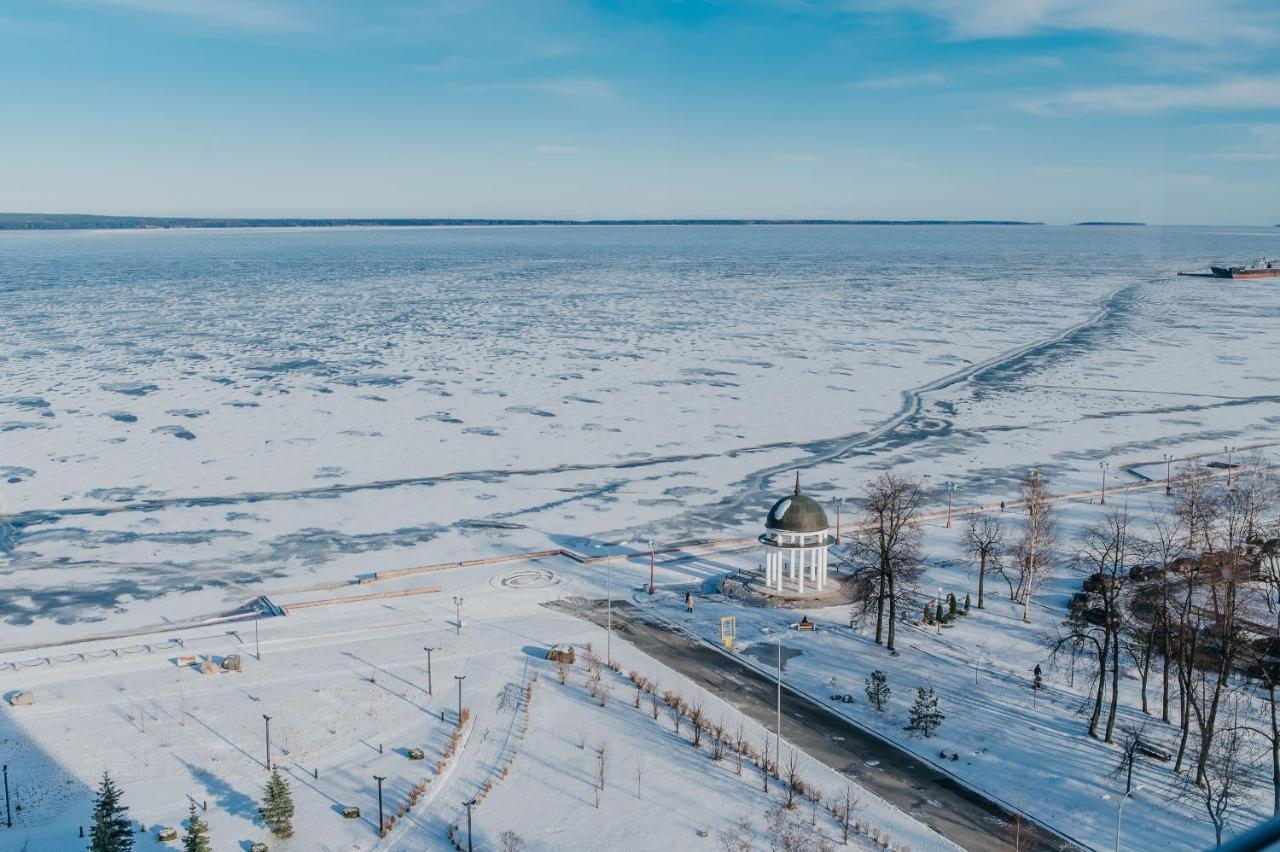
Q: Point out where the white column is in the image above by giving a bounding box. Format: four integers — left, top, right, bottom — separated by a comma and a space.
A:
798, 548, 805, 594
776, 550, 783, 592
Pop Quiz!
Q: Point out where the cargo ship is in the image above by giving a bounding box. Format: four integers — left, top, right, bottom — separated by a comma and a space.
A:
1209, 258, 1280, 279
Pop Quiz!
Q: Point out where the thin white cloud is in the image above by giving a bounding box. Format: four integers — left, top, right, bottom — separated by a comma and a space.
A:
536, 145, 586, 156
1213, 124, 1280, 161
74, 0, 304, 31
863, 0, 1278, 45
410, 57, 463, 73
1018, 76, 1280, 115
459, 78, 616, 102
846, 72, 948, 90
1027, 165, 1108, 178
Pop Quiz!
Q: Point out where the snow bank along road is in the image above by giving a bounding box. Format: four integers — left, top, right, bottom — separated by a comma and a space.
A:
561, 599, 1079, 852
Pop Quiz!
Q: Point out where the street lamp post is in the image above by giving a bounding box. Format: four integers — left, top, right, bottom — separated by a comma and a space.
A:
262, 715, 272, 770
374, 775, 386, 834
423, 647, 438, 696
454, 674, 466, 723
937, 586, 943, 635
606, 554, 613, 666
1163, 453, 1174, 495
834, 498, 843, 545
255, 616, 261, 661
647, 539, 655, 595
944, 482, 956, 529
773, 632, 783, 762
3, 764, 11, 828
463, 798, 477, 852
1103, 786, 1144, 851
1099, 460, 1109, 505
452, 596, 463, 635
1225, 445, 1236, 486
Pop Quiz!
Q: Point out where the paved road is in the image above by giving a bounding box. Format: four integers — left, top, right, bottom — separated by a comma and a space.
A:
559, 599, 1082, 852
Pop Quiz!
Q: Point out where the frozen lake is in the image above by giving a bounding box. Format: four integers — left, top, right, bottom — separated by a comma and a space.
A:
3, 224, 1279, 643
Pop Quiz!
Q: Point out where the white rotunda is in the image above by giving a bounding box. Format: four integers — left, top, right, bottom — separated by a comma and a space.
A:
759, 474, 834, 594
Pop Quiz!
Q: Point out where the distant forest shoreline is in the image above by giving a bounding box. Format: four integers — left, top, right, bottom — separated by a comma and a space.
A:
0, 212, 1048, 230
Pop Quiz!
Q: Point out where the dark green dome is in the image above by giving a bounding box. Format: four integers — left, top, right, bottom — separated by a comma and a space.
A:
765, 475, 829, 533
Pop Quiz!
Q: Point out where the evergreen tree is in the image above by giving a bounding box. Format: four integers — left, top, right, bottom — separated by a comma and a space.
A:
963, 593, 971, 614
905, 687, 944, 738
948, 594, 957, 618
923, 603, 932, 625
88, 772, 134, 852
864, 670, 891, 712
182, 803, 212, 852
935, 602, 944, 624
260, 769, 295, 838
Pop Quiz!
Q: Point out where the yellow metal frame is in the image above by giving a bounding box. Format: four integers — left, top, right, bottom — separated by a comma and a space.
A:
720, 615, 737, 648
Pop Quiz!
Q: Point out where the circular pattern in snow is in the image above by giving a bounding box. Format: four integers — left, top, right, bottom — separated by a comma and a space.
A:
494, 568, 561, 590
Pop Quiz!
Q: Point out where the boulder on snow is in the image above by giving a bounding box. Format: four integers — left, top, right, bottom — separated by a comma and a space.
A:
221, 654, 242, 672
6, 691, 35, 706
198, 657, 221, 675
250, 844, 269, 852
546, 644, 575, 664
342, 806, 361, 819
407, 747, 425, 760
157, 827, 178, 841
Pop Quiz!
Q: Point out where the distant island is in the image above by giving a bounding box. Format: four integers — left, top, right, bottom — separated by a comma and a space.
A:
1073, 221, 1147, 226
0, 212, 1044, 230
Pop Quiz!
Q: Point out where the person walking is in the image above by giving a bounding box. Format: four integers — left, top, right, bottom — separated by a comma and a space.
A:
685, 592, 694, 614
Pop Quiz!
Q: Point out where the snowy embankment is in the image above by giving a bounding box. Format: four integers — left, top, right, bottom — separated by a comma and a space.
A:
0, 555, 955, 852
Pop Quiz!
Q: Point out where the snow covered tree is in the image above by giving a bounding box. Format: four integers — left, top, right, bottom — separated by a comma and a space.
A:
1013, 470, 1059, 623
905, 687, 944, 738
88, 772, 134, 852
864, 670, 890, 712
260, 768, 295, 838
182, 803, 211, 852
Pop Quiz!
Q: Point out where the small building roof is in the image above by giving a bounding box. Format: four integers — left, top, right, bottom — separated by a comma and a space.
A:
765, 473, 829, 534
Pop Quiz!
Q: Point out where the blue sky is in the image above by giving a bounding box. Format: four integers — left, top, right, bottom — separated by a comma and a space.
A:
1, 0, 1277, 223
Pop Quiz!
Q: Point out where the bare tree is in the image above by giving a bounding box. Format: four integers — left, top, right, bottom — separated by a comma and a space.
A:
842, 473, 926, 652
595, 740, 609, 791
1015, 470, 1058, 624
783, 748, 801, 809
761, 736, 771, 793
1174, 457, 1216, 552
1182, 713, 1255, 847
1187, 487, 1253, 785
831, 786, 859, 845
1147, 507, 1187, 723
711, 718, 727, 761
963, 512, 1004, 609
1079, 507, 1143, 741
667, 694, 685, 737
718, 816, 755, 852
689, 701, 706, 748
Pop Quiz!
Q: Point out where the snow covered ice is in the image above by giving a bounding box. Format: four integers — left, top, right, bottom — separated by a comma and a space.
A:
3, 223, 1280, 850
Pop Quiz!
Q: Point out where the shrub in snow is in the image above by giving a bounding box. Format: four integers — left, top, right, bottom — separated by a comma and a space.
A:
182, 802, 211, 852
904, 687, 944, 738
89, 772, 134, 852
260, 768, 294, 838
865, 670, 890, 712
